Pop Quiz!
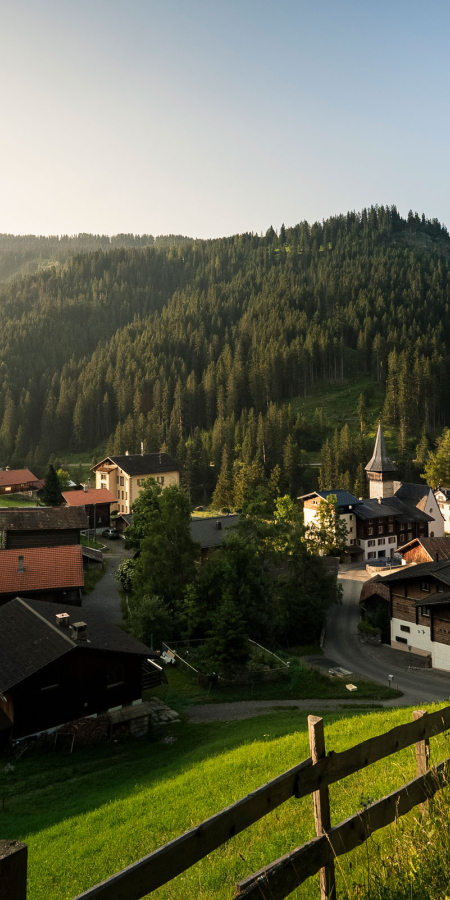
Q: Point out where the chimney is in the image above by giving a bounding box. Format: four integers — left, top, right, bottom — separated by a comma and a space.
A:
55, 613, 70, 628
5, 466, 10, 471
141, 441, 144, 456
83, 483, 88, 493
17, 555, 24, 574
378, 497, 382, 505
125, 450, 129, 456
71, 622, 87, 641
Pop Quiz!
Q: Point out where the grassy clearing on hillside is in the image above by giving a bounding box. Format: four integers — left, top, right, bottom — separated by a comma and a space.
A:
2, 704, 450, 900
288, 376, 385, 434
148, 662, 399, 708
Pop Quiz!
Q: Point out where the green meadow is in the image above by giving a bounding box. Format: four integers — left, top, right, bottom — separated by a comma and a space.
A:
3, 704, 450, 900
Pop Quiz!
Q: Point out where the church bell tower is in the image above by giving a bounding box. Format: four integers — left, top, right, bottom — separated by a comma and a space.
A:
365, 423, 397, 500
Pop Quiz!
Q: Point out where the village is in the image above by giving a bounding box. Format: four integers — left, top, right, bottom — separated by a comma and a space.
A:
1, 426, 450, 753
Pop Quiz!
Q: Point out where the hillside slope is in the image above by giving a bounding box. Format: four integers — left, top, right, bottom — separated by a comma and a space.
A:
0, 206, 449, 500
3, 704, 449, 900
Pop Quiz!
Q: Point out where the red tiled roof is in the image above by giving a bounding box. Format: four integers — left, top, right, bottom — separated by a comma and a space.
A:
0, 546, 84, 594
0, 469, 38, 488
62, 488, 117, 507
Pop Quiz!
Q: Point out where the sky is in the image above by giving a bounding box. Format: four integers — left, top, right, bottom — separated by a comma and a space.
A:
1, 0, 450, 238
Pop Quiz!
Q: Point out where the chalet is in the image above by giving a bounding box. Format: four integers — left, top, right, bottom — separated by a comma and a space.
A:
397, 536, 450, 565
0, 507, 88, 550
0, 598, 166, 741
0, 468, 40, 496
359, 559, 450, 671
91, 452, 180, 516
62, 487, 117, 529
0, 546, 84, 606
190, 514, 239, 561
301, 424, 440, 561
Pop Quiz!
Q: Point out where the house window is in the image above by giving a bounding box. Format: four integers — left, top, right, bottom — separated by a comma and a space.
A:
438, 584, 444, 592
137, 479, 141, 486
378, 550, 386, 558
400, 625, 410, 633
368, 552, 376, 559
396, 636, 408, 644
388, 537, 395, 544
400, 534, 405, 543
116, 475, 119, 483
349, 515, 353, 521
378, 526, 384, 534
408, 532, 413, 541
422, 607, 431, 618
125, 493, 128, 501
350, 539, 355, 545
120, 476, 124, 486
368, 519, 374, 525
368, 527, 374, 536
101, 474, 106, 482
368, 539, 375, 547
349, 527, 353, 533
122, 504, 124, 512
407, 522, 412, 530
389, 524, 394, 533
421, 580, 430, 592
378, 538, 385, 545
157, 476, 165, 485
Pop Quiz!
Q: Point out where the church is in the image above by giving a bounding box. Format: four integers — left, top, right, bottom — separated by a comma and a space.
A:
301, 423, 444, 562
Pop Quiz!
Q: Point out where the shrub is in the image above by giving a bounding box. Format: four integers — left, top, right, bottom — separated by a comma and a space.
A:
358, 619, 381, 636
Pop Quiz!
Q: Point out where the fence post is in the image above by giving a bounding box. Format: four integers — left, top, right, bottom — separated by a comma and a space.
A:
413, 709, 430, 812
308, 715, 336, 900
0, 840, 27, 900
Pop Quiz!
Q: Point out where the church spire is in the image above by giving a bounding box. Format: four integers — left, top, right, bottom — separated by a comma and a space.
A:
365, 422, 397, 474
365, 423, 397, 499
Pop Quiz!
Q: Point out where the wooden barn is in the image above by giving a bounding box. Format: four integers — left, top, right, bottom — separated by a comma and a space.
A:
0, 598, 167, 741
62, 487, 117, 529
0, 507, 88, 550
0, 468, 40, 496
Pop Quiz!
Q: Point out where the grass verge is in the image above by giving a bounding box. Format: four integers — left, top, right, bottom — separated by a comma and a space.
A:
82, 561, 107, 594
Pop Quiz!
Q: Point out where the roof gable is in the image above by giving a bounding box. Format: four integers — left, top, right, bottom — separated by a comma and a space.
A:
0, 598, 74, 692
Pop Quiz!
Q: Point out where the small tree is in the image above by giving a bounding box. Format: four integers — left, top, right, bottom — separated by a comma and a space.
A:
126, 595, 173, 649
42, 463, 63, 506
205, 599, 250, 675
307, 494, 348, 557
57, 469, 71, 492
115, 558, 136, 593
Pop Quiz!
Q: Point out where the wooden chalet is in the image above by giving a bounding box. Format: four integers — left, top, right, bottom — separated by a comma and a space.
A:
0, 468, 40, 496
0, 507, 88, 550
0, 546, 84, 606
0, 598, 167, 742
359, 559, 450, 670
62, 487, 117, 529
397, 536, 450, 565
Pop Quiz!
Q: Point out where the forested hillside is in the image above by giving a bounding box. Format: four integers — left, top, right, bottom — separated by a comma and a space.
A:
1, 205, 450, 503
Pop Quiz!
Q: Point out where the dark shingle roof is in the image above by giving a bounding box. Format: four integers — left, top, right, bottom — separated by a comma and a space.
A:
414, 592, 450, 607
373, 558, 450, 585
395, 483, 430, 510
24, 599, 153, 656
359, 578, 390, 604
0, 597, 154, 693
190, 515, 239, 549
0, 598, 74, 692
0, 507, 88, 531
365, 424, 397, 474
95, 453, 180, 477
298, 490, 359, 506
354, 496, 432, 524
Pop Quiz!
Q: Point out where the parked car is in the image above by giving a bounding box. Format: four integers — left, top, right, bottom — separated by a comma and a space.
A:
101, 528, 120, 540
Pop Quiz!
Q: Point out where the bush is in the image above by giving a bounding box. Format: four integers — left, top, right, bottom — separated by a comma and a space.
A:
358, 619, 381, 636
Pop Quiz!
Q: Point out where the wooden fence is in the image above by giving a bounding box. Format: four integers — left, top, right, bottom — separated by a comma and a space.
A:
4, 705, 450, 900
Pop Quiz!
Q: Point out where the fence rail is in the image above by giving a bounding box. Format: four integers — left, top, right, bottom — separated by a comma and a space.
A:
5, 705, 450, 900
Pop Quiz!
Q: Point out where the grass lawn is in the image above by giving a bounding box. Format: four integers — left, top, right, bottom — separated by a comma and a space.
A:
82, 562, 107, 594
2, 703, 449, 900
148, 660, 400, 709
288, 375, 385, 434
0, 496, 41, 508
80, 534, 105, 551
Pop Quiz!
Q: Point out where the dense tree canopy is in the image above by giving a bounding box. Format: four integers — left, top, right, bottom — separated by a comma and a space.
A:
1, 207, 450, 500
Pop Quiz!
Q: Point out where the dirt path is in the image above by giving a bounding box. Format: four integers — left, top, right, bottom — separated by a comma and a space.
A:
185, 697, 399, 723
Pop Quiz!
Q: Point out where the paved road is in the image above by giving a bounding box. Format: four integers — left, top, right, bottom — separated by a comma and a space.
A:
82, 537, 133, 626
186, 698, 394, 723
323, 568, 450, 705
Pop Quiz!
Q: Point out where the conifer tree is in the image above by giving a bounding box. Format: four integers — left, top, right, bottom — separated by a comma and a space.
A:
42, 463, 63, 506
212, 448, 234, 510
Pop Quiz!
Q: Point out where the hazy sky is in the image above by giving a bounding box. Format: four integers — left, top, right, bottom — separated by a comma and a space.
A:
1, 0, 449, 238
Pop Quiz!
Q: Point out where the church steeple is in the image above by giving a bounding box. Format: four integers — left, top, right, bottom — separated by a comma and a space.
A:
365, 422, 397, 499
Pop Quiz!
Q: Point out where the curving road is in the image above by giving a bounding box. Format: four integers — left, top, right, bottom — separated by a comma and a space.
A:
323, 568, 450, 705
